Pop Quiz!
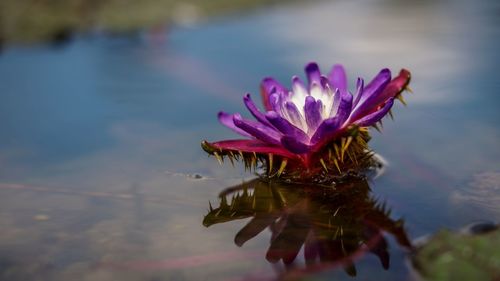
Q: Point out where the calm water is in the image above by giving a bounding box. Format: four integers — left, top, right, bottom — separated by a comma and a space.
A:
0, 0, 499, 280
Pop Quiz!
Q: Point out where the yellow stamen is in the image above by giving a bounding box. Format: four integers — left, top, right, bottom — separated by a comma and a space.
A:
268, 153, 273, 175
320, 158, 328, 172
277, 159, 287, 177
227, 154, 235, 167
388, 109, 394, 120
213, 152, 223, 165
396, 95, 407, 106
333, 158, 341, 173
334, 143, 340, 159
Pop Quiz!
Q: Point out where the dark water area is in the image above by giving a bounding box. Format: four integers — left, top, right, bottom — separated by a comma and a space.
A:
0, 0, 499, 280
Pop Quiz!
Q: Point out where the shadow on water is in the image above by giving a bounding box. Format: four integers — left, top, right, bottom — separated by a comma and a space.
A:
203, 177, 412, 279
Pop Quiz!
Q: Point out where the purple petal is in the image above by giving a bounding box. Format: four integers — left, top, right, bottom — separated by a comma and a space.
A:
292, 75, 307, 89
262, 77, 287, 93
328, 64, 347, 92
329, 88, 352, 120
265, 111, 309, 142
358, 69, 391, 107
285, 101, 304, 127
281, 136, 311, 154
260, 77, 288, 111
233, 114, 282, 145
311, 91, 352, 144
218, 111, 252, 137
269, 93, 282, 112
310, 116, 343, 145
364, 68, 391, 97
329, 87, 342, 117
305, 62, 321, 87
320, 76, 330, 88
243, 94, 274, 127
354, 98, 394, 127
350, 69, 391, 121
291, 76, 308, 96
352, 77, 364, 109
377, 69, 411, 103
304, 96, 322, 132
336, 89, 353, 125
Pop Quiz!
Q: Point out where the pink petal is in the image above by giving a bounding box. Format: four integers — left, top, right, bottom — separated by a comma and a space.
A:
202, 139, 299, 159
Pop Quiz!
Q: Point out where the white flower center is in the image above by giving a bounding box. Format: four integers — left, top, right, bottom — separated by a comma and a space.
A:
284, 84, 337, 136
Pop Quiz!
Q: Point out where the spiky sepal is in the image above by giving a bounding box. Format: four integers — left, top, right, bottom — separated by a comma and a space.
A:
202, 126, 380, 185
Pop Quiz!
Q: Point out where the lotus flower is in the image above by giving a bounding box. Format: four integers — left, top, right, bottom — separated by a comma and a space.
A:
202, 63, 411, 181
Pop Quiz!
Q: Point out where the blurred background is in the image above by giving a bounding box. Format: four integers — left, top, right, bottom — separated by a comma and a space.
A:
0, 0, 499, 280
0, 0, 296, 45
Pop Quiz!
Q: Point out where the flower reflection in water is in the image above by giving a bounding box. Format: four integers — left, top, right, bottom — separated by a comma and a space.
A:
203, 177, 412, 277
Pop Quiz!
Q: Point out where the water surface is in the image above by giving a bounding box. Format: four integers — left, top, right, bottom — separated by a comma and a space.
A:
0, 0, 499, 280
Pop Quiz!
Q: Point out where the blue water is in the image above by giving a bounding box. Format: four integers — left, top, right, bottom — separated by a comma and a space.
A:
0, 0, 499, 280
